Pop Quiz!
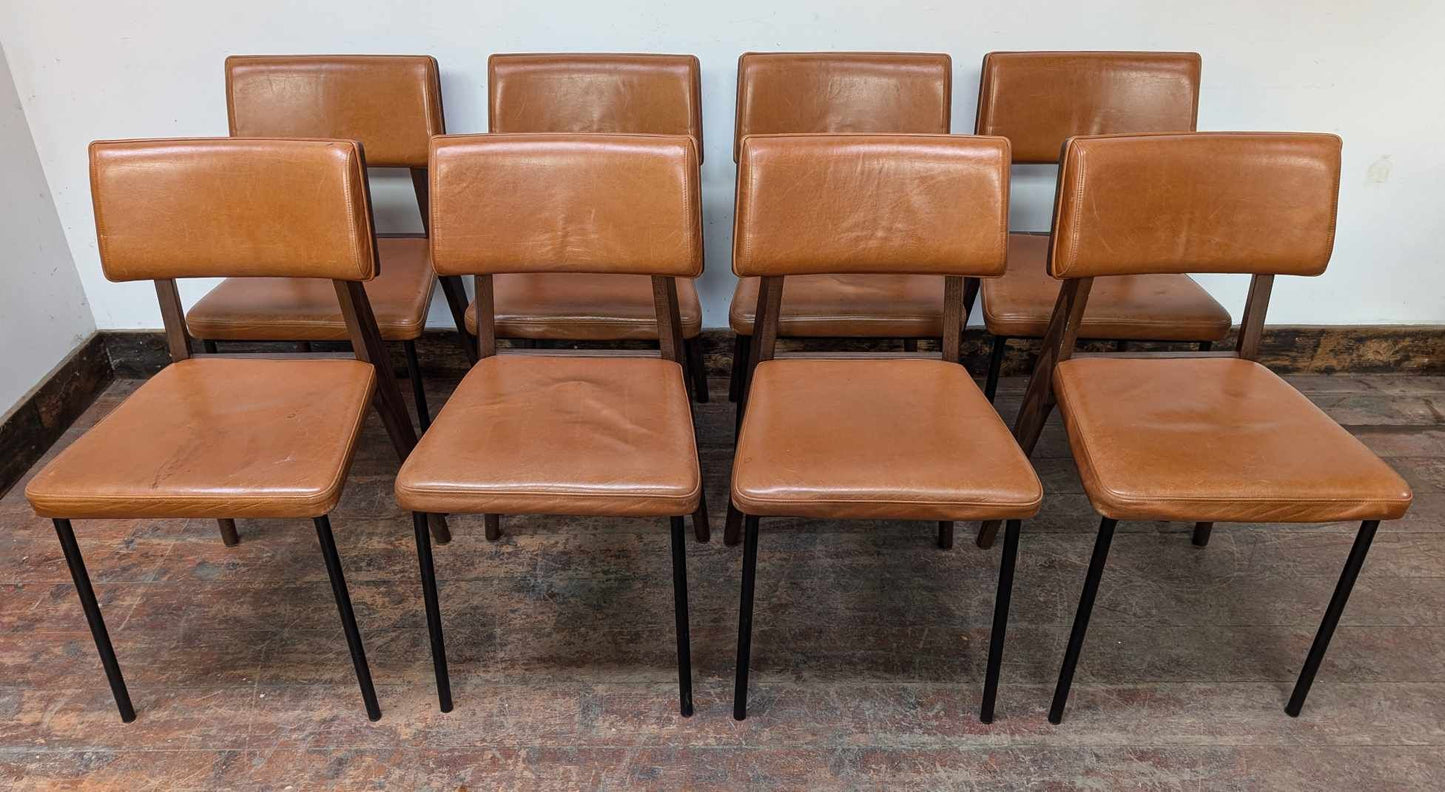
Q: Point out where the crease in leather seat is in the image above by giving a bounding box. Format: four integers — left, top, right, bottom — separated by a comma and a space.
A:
471, 54, 706, 344
395, 356, 700, 516
975, 52, 1227, 345
188, 237, 435, 341
983, 234, 1230, 341
27, 358, 375, 519
733, 359, 1041, 519
1053, 357, 1411, 523
729, 52, 953, 342
188, 55, 445, 343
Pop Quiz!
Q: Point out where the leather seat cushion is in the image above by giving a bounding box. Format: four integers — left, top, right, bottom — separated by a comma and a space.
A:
732, 359, 1043, 520
729, 274, 945, 337
465, 274, 702, 341
982, 234, 1231, 340
395, 355, 701, 516
1054, 357, 1413, 522
26, 358, 375, 519
186, 237, 436, 342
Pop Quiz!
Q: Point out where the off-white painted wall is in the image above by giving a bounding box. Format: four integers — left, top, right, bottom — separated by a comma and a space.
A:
1, 0, 1442, 332
0, 43, 95, 416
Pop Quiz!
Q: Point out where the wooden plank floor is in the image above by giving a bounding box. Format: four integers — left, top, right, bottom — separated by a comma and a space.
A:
2, 372, 1444, 790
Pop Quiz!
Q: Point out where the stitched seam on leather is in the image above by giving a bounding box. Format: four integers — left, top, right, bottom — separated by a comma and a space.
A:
733, 492, 1043, 509
339, 144, 364, 280
1065, 144, 1086, 277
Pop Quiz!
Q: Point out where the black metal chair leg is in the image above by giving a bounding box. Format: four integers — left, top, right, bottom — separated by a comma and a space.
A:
685, 336, 709, 403
1049, 516, 1117, 725
669, 516, 695, 717
733, 515, 760, 720
201, 340, 218, 354
313, 515, 381, 721
412, 512, 452, 713
724, 499, 744, 546
53, 518, 136, 723
484, 514, 501, 541
403, 340, 430, 432
692, 477, 710, 543
1198, 340, 1213, 352
937, 521, 954, 550
1192, 522, 1214, 547
729, 334, 750, 403
984, 336, 1007, 402
981, 519, 1021, 723
1287, 519, 1380, 717
903, 338, 919, 352
216, 518, 239, 546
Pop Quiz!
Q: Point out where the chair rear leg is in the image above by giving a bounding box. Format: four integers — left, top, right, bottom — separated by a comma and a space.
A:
984, 336, 1008, 402
937, 521, 954, 550
202, 340, 218, 354
729, 334, 750, 403
1049, 517, 1117, 725
314, 515, 381, 721
403, 340, 431, 432
53, 518, 135, 723
216, 519, 240, 546
733, 514, 761, 720
670, 516, 694, 716
412, 512, 452, 712
981, 519, 1021, 723
484, 514, 501, 541
1287, 520, 1380, 717
685, 336, 709, 403
1192, 522, 1214, 547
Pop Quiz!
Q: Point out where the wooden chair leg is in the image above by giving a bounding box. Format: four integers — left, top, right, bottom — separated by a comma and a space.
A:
729, 334, 751, 403
403, 340, 431, 432
685, 336, 709, 403
984, 336, 1008, 402
216, 519, 239, 546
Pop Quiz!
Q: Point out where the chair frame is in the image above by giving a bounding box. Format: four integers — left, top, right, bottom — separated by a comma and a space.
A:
410, 272, 707, 716
724, 272, 1022, 723
57, 268, 423, 723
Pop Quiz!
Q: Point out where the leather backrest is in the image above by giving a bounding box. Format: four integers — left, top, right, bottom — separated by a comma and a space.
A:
488, 53, 703, 162
1050, 132, 1342, 278
429, 133, 702, 277
976, 51, 1200, 164
734, 52, 951, 162
226, 55, 443, 168
90, 138, 377, 282
733, 134, 1010, 277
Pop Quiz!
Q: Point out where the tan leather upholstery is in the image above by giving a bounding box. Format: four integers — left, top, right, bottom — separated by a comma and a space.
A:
733, 52, 950, 162
1054, 357, 1412, 522
463, 274, 701, 341
89, 139, 375, 282
982, 234, 1230, 340
27, 359, 375, 519
976, 52, 1200, 164
1051, 133, 1343, 278
226, 55, 443, 168
733, 135, 1010, 278
732, 360, 1041, 520
187, 237, 434, 341
729, 274, 943, 337
489, 53, 703, 161
395, 356, 700, 516
429, 134, 703, 278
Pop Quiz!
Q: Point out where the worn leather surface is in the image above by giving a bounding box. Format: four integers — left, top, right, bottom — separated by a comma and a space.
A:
732, 359, 1042, 520
463, 274, 702, 341
732, 134, 1009, 278
1054, 357, 1412, 522
227, 55, 443, 168
729, 274, 943, 337
90, 138, 375, 282
976, 52, 1200, 163
489, 53, 703, 161
1051, 133, 1343, 278
395, 356, 701, 516
982, 234, 1230, 340
733, 52, 950, 162
429, 134, 702, 278
27, 359, 375, 519
187, 237, 435, 341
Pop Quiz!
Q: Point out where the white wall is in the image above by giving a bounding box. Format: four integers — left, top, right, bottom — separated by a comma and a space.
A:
2, 0, 1442, 331
0, 42, 95, 416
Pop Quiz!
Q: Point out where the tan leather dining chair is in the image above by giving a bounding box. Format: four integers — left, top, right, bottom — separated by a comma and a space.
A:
25, 138, 422, 723
396, 133, 708, 716
974, 52, 1230, 401
1007, 132, 1413, 724
726, 134, 1043, 723
726, 52, 955, 413
460, 54, 711, 402
187, 55, 473, 431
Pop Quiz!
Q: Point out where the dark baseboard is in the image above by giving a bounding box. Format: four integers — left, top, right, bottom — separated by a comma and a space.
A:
0, 334, 113, 498
4, 324, 1440, 498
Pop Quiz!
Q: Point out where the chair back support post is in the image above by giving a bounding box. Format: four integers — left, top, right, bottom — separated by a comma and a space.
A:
1013, 276, 1094, 454
154, 279, 193, 362
652, 276, 686, 364
473, 274, 498, 359
333, 279, 420, 459
1235, 274, 1275, 361
942, 275, 965, 363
